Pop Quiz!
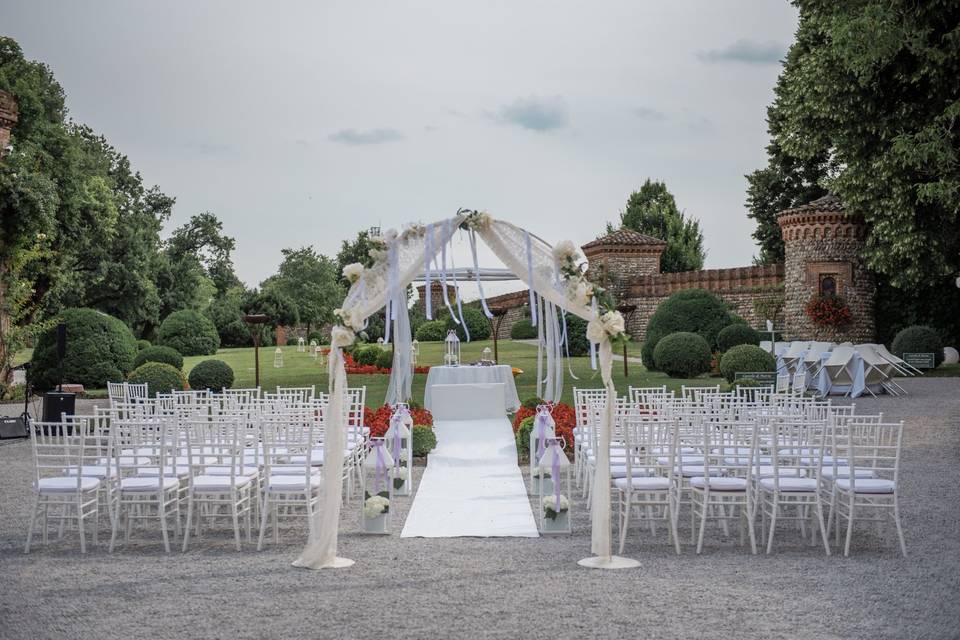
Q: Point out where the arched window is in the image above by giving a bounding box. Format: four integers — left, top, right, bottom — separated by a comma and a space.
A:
820, 274, 837, 297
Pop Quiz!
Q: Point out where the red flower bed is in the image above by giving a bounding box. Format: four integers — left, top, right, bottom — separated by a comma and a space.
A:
345, 362, 431, 375
363, 404, 434, 438
805, 294, 852, 327
512, 402, 577, 451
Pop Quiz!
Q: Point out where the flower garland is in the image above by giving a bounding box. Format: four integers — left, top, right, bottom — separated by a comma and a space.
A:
804, 294, 852, 327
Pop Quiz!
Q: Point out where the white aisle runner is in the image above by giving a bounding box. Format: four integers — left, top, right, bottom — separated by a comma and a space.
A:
401, 384, 539, 537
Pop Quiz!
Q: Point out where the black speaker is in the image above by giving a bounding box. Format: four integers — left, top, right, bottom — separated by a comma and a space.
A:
42, 391, 75, 424
0, 417, 28, 439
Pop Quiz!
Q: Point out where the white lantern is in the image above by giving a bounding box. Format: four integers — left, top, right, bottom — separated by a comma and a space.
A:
362, 438, 394, 534
412, 339, 420, 365
481, 347, 493, 364
537, 437, 571, 534
314, 345, 325, 366
444, 330, 460, 366
297, 336, 305, 352
385, 404, 413, 496
273, 347, 284, 368
377, 337, 385, 346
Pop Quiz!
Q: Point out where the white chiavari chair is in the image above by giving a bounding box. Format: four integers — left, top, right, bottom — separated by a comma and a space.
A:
25, 422, 102, 553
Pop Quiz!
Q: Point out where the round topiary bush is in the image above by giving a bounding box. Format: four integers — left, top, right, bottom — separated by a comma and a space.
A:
31, 308, 138, 390
415, 319, 447, 342
136, 339, 151, 351
133, 345, 184, 371
719, 344, 777, 383
653, 332, 712, 378
515, 415, 536, 456
891, 325, 944, 367
510, 318, 538, 340
286, 335, 303, 346
128, 362, 187, 397
641, 289, 734, 370
355, 345, 381, 366
187, 359, 235, 393
565, 314, 591, 357
157, 309, 220, 356
717, 323, 761, 353
412, 425, 438, 457
307, 330, 328, 345
445, 306, 491, 341
375, 348, 394, 370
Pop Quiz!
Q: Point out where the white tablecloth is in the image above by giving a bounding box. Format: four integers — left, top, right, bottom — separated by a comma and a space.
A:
424, 365, 521, 414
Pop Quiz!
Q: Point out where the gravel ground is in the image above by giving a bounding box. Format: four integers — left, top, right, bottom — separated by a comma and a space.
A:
1, 378, 958, 640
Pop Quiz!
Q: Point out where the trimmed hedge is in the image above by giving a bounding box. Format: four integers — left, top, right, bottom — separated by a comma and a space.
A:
375, 349, 394, 370
307, 330, 328, 345
133, 345, 184, 371
128, 362, 187, 397
719, 344, 776, 383
515, 415, 536, 456
510, 318, 538, 339
415, 319, 447, 342
891, 325, 944, 367
157, 309, 220, 356
286, 334, 303, 346
717, 323, 761, 353
187, 359, 235, 393
31, 308, 137, 390
412, 425, 438, 457
136, 339, 152, 351
653, 332, 712, 378
355, 345, 381, 366
445, 306, 491, 341
641, 289, 734, 370
564, 314, 591, 357
521, 396, 545, 410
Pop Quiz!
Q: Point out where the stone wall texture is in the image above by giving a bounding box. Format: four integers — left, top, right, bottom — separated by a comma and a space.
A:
0, 90, 18, 158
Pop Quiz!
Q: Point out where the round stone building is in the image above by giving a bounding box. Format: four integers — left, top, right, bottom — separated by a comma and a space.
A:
777, 194, 875, 343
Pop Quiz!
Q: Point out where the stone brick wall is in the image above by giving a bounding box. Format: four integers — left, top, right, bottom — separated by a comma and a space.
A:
778, 209, 875, 342
414, 282, 459, 315
583, 250, 662, 301
0, 90, 17, 158
485, 290, 530, 339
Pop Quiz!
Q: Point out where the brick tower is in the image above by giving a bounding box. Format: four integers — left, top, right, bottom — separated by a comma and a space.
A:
777, 195, 875, 343
581, 228, 666, 302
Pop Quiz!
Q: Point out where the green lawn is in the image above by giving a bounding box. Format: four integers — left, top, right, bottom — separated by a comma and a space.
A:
182, 340, 710, 408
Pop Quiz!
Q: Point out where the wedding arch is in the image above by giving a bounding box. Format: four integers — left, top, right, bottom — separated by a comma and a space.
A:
293, 210, 637, 570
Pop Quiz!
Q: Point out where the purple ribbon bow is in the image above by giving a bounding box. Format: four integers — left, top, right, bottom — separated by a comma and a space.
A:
534, 404, 553, 461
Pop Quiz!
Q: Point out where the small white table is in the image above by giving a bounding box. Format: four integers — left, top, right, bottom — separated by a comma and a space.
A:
424, 365, 521, 414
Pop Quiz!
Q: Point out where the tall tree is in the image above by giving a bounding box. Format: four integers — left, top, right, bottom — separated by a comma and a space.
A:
609, 179, 706, 272
335, 229, 377, 274
261, 247, 344, 330
746, 1, 960, 342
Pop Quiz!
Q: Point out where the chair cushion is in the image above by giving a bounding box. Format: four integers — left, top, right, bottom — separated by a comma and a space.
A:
609, 466, 651, 479
678, 465, 721, 477
120, 476, 179, 491
265, 474, 322, 491
136, 465, 190, 478
614, 476, 671, 491
689, 476, 747, 491
759, 477, 818, 492
752, 466, 803, 478
190, 474, 253, 491
657, 455, 704, 466
38, 476, 100, 493
835, 478, 895, 494
100, 456, 151, 467
204, 465, 259, 477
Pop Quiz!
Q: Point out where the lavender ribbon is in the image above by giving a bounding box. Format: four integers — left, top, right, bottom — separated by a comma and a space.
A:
550, 439, 561, 512
440, 219, 458, 322
369, 440, 388, 494
534, 404, 552, 461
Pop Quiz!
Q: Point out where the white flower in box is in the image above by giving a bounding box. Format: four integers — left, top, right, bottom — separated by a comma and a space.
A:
363, 495, 390, 519
541, 494, 569, 519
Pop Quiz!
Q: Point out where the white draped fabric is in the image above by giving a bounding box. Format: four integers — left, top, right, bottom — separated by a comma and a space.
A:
294, 214, 619, 569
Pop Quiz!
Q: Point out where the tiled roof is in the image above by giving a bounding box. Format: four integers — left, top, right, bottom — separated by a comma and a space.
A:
581, 227, 667, 250
778, 194, 843, 216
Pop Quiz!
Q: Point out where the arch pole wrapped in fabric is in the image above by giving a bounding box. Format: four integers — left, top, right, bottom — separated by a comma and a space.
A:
293, 211, 638, 570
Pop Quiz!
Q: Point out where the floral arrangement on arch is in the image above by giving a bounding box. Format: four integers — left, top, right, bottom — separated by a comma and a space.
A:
365, 404, 434, 438
804, 294, 852, 327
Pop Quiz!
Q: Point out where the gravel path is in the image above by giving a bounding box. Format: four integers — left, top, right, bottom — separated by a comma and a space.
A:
1, 378, 958, 640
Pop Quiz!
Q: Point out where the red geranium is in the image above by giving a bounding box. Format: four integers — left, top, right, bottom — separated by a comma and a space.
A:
804, 294, 852, 327
363, 404, 434, 437
512, 402, 577, 452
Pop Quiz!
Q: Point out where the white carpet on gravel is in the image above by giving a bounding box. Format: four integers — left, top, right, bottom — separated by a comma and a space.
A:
400, 416, 539, 538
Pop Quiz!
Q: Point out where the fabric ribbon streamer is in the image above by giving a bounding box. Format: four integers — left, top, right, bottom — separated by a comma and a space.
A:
440, 219, 458, 323
369, 440, 389, 494
423, 224, 434, 320
469, 229, 494, 319
534, 404, 554, 462
525, 230, 537, 327
390, 405, 410, 467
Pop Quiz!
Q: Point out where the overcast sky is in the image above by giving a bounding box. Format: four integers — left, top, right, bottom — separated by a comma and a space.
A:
3, 1, 799, 297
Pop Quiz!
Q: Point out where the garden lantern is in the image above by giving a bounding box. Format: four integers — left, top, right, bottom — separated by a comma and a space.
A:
273, 347, 284, 368
297, 336, 305, 352
529, 404, 556, 494
315, 346, 325, 366
377, 337, 385, 346
444, 329, 460, 366
412, 339, 420, 365
537, 437, 571, 534
361, 438, 394, 534
481, 347, 493, 364
385, 404, 413, 496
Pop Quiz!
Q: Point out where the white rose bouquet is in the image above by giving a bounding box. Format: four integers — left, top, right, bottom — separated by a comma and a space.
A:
586, 310, 629, 348
363, 495, 390, 519
542, 495, 569, 520
342, 262, 364, 284
330, 325, 356, 348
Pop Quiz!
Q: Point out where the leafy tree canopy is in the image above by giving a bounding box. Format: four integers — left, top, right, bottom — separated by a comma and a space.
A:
261, 246, 344, 329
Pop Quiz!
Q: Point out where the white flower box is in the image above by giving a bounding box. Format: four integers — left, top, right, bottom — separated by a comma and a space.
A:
541, 509, 570, 534
362, 513, 388, 534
